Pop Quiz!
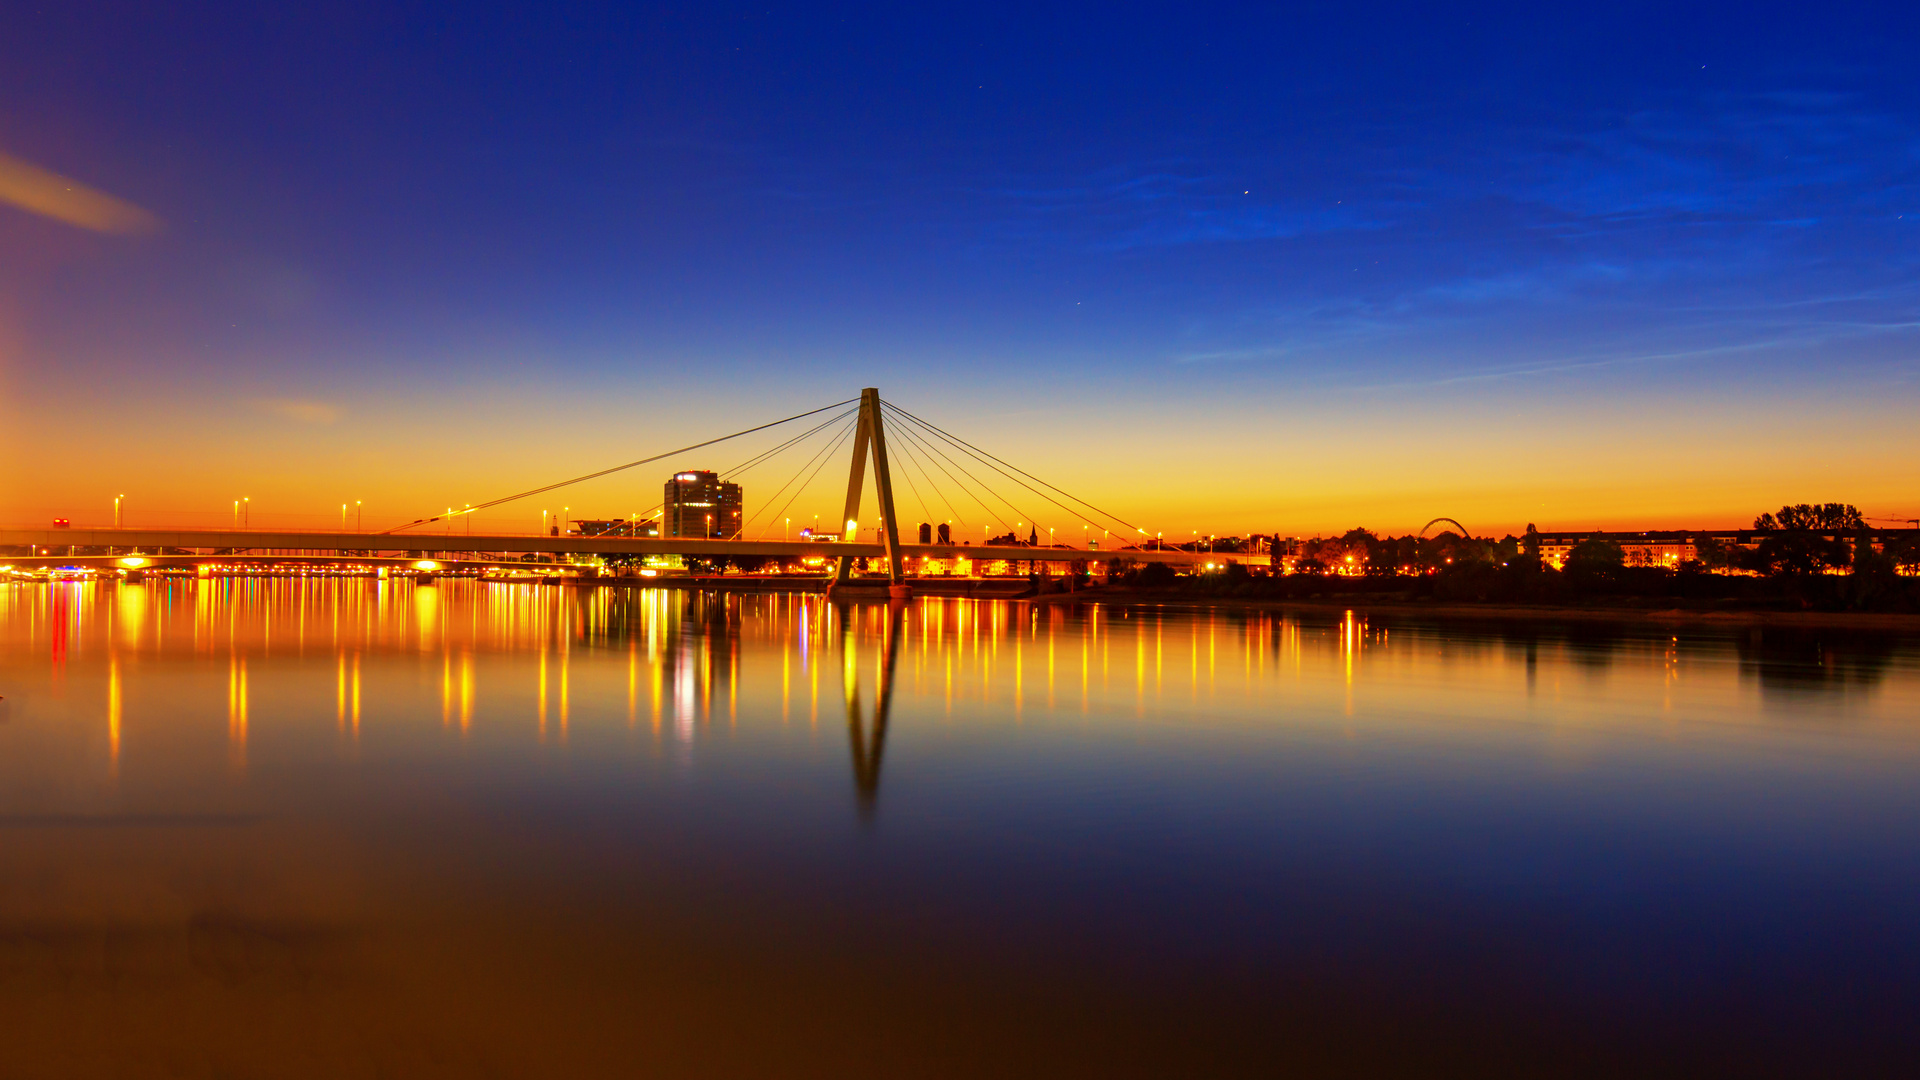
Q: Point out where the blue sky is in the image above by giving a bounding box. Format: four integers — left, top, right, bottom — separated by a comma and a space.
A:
1, 3, 1916, 533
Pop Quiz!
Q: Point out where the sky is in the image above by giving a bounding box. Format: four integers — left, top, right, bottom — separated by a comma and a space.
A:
1, 2, 1916, 539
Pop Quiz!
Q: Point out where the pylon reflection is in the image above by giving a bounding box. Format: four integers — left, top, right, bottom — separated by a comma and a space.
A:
841, 598, 905, 819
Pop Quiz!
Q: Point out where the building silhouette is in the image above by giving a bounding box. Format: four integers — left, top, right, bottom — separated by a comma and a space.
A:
664, 470, 742, 538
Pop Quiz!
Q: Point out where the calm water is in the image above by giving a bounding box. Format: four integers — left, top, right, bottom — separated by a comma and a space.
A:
3, 579, 1918, 1075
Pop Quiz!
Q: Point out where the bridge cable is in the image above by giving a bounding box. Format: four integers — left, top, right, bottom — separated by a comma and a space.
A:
883, 400, 1140, 541
589, 406, 860, 537
756, 419, 861, 543
886, 431, 940, 535
886, 428, 968, 528
381, 398, 858, 533
889, 405, 1152, 548
883, 415, 1030, 537
882, 416, 1018, 534
730, 411, 859, 538
884, 404, 1099, 542
719, 406, 860, 486
881, 400, 1144, 538
733, 412, 859, 539
883, 402, 1099, 537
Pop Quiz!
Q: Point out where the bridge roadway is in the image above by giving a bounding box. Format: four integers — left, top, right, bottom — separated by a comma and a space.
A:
0, 527, 1220, 567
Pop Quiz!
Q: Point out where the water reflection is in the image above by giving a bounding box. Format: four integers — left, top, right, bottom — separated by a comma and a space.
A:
5, 582, 1920, 763
842, 599, 904, 817
4, 580, 1920, 1074
1735, 626, 1899, 699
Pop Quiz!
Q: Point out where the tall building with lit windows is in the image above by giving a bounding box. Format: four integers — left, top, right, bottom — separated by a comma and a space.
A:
663, 470, 743, 538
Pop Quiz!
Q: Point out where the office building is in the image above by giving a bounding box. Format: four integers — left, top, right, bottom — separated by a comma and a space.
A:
664, 470, 742, 538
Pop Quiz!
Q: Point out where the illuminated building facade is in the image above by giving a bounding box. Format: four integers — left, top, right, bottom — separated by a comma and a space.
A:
663, 471, 742, 538
573, 519, 660, 538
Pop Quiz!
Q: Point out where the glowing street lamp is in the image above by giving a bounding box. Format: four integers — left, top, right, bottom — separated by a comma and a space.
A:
114, 494, 125, 528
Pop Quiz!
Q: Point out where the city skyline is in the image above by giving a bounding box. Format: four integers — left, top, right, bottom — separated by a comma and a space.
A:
2, 4, 1917, 535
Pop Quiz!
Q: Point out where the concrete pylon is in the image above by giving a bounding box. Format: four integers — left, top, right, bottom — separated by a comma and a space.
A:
832, 388, 908, 595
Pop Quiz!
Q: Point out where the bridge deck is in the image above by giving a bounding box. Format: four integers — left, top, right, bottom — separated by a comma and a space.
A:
0, 528, 1222, 566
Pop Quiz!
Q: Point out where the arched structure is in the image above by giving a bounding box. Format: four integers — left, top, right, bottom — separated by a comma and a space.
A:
1419, 517, 1470, 539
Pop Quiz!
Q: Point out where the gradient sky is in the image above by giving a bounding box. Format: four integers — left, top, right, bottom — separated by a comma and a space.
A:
2, 2, 1916, 538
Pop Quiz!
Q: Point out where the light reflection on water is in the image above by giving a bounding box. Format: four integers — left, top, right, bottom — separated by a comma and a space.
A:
2, 578, 1919, 1074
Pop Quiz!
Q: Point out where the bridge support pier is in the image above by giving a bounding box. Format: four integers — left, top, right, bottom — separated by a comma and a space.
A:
829, 387, 908, 596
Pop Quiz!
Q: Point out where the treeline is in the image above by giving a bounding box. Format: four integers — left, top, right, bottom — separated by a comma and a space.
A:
1109, 504, 1920, 613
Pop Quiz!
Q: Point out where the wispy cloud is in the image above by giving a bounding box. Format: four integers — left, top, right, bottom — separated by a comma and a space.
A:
0, 151, 161, 235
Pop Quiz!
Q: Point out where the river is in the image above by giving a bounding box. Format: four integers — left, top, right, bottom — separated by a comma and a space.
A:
2, 578, 1917, 1075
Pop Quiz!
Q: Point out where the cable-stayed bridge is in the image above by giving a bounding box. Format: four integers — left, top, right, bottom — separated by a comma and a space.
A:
1, 389, 1220, 589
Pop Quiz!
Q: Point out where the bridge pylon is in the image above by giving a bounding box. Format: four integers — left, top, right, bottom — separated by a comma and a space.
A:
832, 387, 907, 592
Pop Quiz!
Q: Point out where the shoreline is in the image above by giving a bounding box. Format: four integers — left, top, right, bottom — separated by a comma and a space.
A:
585, 577, 1920, 631
1028, 587, 1920, 631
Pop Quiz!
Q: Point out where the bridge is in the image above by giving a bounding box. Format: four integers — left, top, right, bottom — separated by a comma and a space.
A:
0, 388, 1220, 589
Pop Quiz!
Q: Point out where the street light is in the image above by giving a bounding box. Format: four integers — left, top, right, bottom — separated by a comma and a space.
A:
114, 494, 125, 528
243, 498, 249, 528
356, 501, 363, 532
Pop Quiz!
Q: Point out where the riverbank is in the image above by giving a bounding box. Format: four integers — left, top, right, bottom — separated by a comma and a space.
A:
563, 576, 1920, 630
1031, 585, 1920, 630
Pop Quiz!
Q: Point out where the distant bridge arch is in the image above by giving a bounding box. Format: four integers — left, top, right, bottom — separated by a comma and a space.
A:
1418, 517, 1470, 539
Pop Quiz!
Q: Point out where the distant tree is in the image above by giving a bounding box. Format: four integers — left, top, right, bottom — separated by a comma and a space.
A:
1886, 534, 1920, 577
1293, 556, 1327, 576
1750, 504, 1858, 576
1363, 533, 1411, 576
1415, 531, 1491, 573
1136, 561, 1177, 587
1563, 537, 1625, 576
1690, 534, 1735, 572
1755, 503, 1865, 533
1335, 528, 1377, 573
1522, 524, 1542, 560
